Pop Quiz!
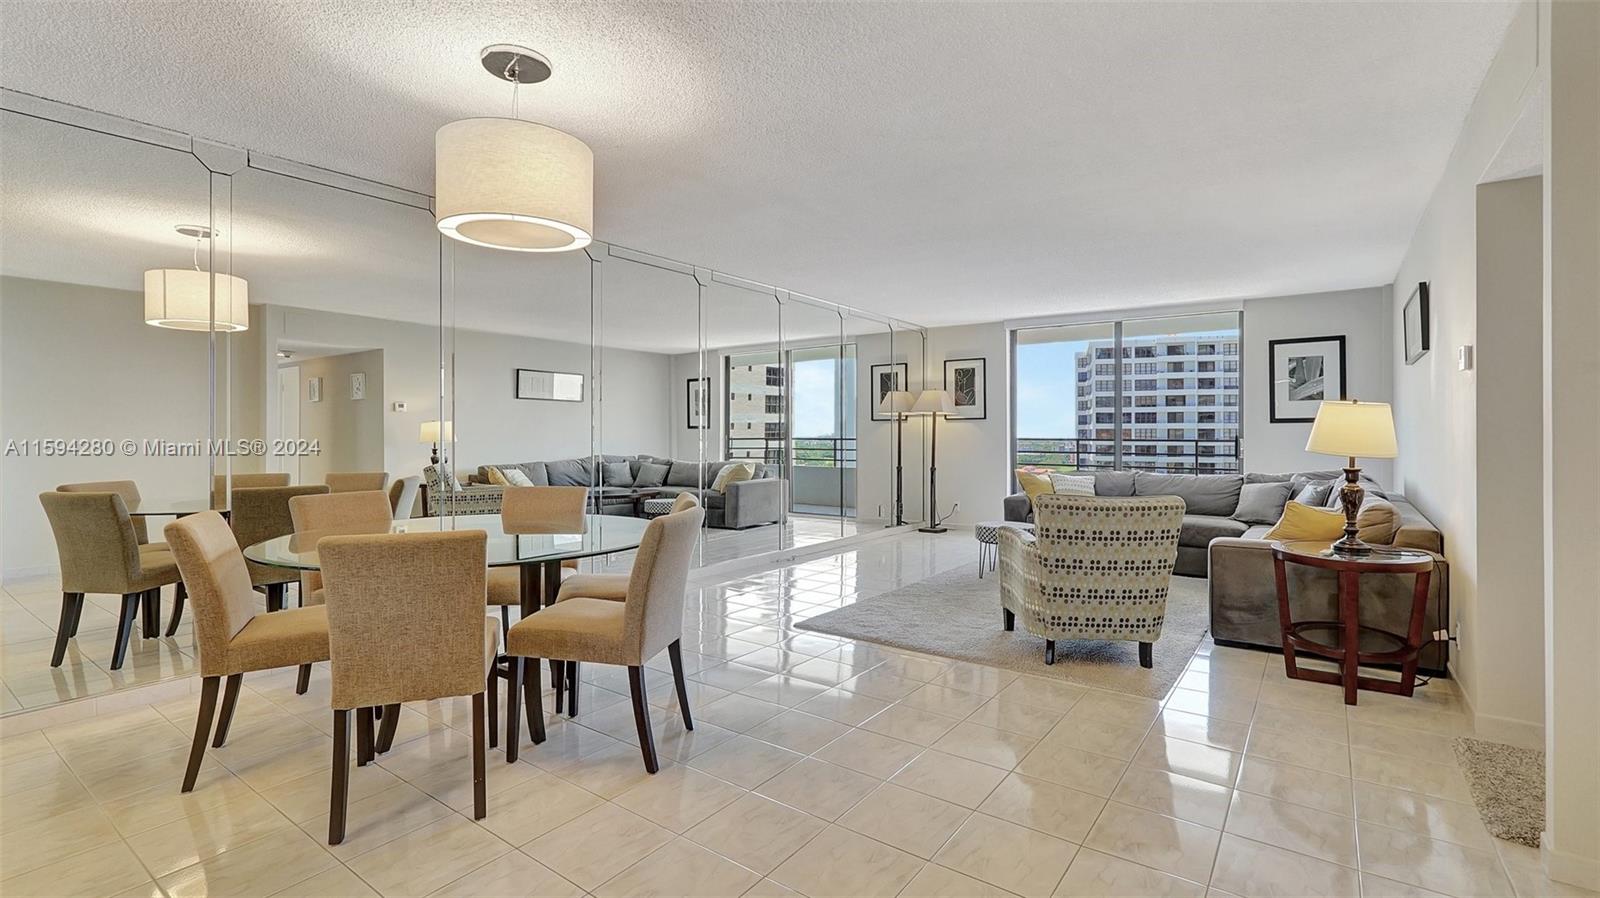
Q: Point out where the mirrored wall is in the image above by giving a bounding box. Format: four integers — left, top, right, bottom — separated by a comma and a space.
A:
0, 101, 926, 713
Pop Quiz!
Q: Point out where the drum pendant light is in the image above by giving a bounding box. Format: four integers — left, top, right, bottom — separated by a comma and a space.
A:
435, 45, 594, 253
144, 225, 249, 332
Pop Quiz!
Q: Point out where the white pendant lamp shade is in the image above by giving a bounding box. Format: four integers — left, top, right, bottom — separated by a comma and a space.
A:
435, 117, 594, 253
143, 268, 249, 332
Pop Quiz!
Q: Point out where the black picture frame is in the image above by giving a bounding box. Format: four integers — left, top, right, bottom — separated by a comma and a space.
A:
686, 377, 710, 429
943, 357, 987, 420
868, 362, 909, 422
515, 368, 585, 402
1404, 282, 1431, 365
1268, 335, 1347, 423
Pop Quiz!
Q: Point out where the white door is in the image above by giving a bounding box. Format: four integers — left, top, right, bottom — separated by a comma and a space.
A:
277, 365, 301, 483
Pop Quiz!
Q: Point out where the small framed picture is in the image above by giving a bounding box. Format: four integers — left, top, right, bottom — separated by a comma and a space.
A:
515, 368, 584, 402
1269, 335, 1346, 423
686, 377, 710, 429
1404, 282, 1430, 365
349, 372, 366, 401
868, 362, 909, 421
307, 377, 322, 403
943, 357, 987, 420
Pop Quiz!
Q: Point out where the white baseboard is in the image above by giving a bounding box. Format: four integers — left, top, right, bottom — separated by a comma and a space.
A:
1544, 835, 1600, 891
1449, 660, 1545, 750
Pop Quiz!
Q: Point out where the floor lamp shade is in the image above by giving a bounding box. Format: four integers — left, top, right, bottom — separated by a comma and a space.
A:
143, 269, 249, 332
880, 390, 917, 417
908, 389, 955, 417
1306, 400, 1398, 459
435, 117, 594, 253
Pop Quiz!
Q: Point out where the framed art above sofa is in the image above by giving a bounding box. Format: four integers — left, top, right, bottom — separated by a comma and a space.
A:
1403, 282, 1431, 365
1268, 335, 1346, 423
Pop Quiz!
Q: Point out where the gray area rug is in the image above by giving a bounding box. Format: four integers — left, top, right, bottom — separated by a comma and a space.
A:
796, 568, 1209, 699
1453, 736, 1545, 847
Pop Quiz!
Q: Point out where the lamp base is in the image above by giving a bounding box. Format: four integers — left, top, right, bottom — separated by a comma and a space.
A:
1333, 463, 1368, 556
1329, 535, 1375, 557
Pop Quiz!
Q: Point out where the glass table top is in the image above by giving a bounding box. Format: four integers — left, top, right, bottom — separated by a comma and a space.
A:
244, 513, 651, 571
124, 496, 217, 516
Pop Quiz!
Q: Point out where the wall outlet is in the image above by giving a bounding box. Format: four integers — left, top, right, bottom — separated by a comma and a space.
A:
1458, 345, 1474, 371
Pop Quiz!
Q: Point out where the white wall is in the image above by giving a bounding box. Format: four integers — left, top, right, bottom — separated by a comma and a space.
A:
1241, 287, 1394, 483
289, 349, 385, 485
1389, 0, 1541, 737
922, 322, 1011, 525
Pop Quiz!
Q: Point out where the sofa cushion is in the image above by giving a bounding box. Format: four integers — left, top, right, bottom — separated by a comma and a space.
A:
1180, 514, 1250, 547
712, 462, 755, 492
1093, 471, 1135, 497
1264, 501, 1346, 542
666, 461, 701, 487
1244, 472, 1296, 484
1134, 472, 1243, 516
1016, 470, 1054, 505
545, 458, 592, 487
1049, 473, 1095, 496
519, 462, 550, 486
634, 462, 669, 489
601, 461, 633, 486
1232, 481, 1293, 524
1357, 498, 1399, 544
1291, 479, 1336, 507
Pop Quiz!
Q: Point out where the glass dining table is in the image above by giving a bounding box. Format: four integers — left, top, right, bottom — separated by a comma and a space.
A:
124, 496, 218, 517
244, 513, 651, 616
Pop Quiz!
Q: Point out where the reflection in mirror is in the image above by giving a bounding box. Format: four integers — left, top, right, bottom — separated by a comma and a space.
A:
850, 313, 897, 527
893, 324, 929, 525
782, 298, 851, 547
1, 112, 213, 709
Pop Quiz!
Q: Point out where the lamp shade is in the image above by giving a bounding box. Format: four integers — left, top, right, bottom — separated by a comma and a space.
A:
907, 389, 955, 416
880, 389, 917, 416
435, 117, 593, 253
419, 420, 454, 444
1305, 400, 1398, 458
143, 269, 249, 332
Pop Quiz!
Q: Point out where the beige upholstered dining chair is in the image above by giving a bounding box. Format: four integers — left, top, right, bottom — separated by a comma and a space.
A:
39, 491, 183, 670
210, 472, 290, 508
230, 485, 329, 613
163, 511, 331, 792
503, 503, 702, 770
287, 490, 394, 607
56, 480, 191, 637
487, 486, 587, 632
388, 476, 421, 519
998, 493, 1185, 668
325, 472, 390, 493
318, 529, 497, 844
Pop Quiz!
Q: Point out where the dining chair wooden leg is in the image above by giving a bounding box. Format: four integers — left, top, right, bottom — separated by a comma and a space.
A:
487, 671, 499, 750
141, 589, 160, 639
110, 593, 140, 670
470, 691, 487, 821
165, 582, 187, 637
1045, 640, 1056, 665
628, 666, 659, 774
329, 709, 351, 845
500, 606, 511, 643
182, 676, 220, 793
667, 639, 695, 731
267, 583, 287, 613
66, 593, 86, 637
51, 592, 84, 667
295, 664, 312, 695
1138, 641, 1153, 669
505, 658, 523, 762
356, 707, 374, 766
524, 656, 546, 745
212, 673, 243, 747
567, 661, 579, 718
375, 704, 401, 754
552, 660, 565, 714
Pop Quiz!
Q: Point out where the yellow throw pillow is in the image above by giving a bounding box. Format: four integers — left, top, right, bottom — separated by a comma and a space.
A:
1264, 501, 1347, 542
1016, 469, 1054, 505
484, 466, 509, 486
711, 462, 755, 492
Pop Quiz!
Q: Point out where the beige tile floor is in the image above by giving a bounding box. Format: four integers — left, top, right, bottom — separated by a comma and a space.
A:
0, 530, 1584, 898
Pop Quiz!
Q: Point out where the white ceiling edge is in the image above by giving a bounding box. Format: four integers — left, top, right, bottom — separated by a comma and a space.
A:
1481, 74, 1545, 185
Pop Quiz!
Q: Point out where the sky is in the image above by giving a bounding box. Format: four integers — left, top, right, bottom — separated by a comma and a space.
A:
792, 356, 857, 438
1016, 340, 1087, 438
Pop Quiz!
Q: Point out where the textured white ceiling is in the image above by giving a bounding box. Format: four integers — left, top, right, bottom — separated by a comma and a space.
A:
0, 1, 1518, 326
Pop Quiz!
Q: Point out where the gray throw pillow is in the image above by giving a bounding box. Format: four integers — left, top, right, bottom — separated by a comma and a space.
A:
1293, 480, 1335, 506
545, 458, 592, 487
633, 462, 669, 489
666, 461, 701, 487
601, 461, 633, 486
1232, 481, 1293, 524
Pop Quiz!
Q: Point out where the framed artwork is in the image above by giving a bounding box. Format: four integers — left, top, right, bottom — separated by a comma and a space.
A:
869, 362, 909, 421
943, 357, 987, 420
1269, 335, 1346, 423
515, 368, 584, 402
307, 377, 322, 403
686, 377, 710, 429
349, 372, 366, 401
1403, 282, 1431, 365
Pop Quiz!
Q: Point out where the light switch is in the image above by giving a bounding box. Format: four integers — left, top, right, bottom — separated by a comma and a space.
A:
392, 401, 408, 412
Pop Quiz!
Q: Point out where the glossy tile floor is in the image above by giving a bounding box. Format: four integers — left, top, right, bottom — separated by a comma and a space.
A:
1, 530, 1579, 898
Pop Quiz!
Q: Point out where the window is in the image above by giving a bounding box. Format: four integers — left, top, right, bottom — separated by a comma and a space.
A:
1095, 396, 1115, 408
1096, 379, 1114, 392
1167, 411, 1185, 423
1135, 394, 1157, 407
1198, 343, 1217, 355
764, 395, 783, 415
1135, 346, 1155, 358
1197, 395, 1216, 407
1166, 344, 1186, 355
1167, 361, 1186, 373
1198, 360, 1215, 372
1134, 362, 1158, 375
1165, 395, 1187, 406
1095, 412, 1114, 424
1135, 379, 1157, 391
1134, 412, 1157, 423
1197, 377, 1216, 389
1096, 347, 1115, 359
1166, 377, 1185, 390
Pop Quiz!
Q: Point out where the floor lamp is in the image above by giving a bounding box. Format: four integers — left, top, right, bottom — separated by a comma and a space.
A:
908, 389, 954, 533
882, 390, 917, 527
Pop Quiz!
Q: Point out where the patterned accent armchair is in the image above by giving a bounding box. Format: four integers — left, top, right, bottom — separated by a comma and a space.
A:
998, 493, 1185, 668
422, 465, 505, 516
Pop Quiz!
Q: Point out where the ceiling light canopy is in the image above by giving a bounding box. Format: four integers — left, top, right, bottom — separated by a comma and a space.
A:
144, 225, 249, 332
435, 45, 594, 253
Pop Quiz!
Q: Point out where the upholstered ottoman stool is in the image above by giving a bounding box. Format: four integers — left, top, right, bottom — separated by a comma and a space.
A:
975, 521, 1034, 577
640, 496, 676, 519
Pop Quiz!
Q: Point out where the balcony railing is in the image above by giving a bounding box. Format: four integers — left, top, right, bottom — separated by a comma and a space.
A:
727, 436, 856, 469
1015, 437, 1242, 475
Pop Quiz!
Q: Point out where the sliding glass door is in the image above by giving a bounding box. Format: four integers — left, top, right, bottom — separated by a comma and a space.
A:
1013, 311, 1243, 475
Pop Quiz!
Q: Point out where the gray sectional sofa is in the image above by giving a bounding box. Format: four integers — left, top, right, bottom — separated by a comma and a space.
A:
424, 454, 784, 529
1004, 469, 1451, 673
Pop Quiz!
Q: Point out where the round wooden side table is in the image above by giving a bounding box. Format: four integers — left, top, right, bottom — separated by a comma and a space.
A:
1271, 540, 1436, 705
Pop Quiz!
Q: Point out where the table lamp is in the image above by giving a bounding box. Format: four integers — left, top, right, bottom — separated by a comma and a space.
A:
907, 389, 955, 533
419, 420, 453, 465
1305, 399, 1398, 556
880, 390, 917, 526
